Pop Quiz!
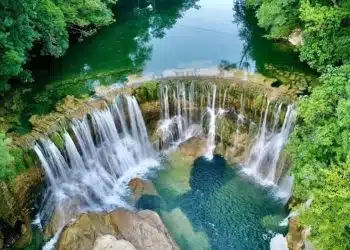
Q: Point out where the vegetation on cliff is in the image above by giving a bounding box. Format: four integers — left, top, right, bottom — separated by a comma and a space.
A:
0, 0, 117, 91
0, 132, 14, 180
288, 66, 350, 249
245, 0, 350, 248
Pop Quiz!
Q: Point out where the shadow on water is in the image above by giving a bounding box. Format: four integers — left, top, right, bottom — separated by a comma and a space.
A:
142, 155, 288, 250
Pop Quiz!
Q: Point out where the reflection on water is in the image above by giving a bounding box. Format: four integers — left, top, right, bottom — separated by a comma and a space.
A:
7, 0, 314, 133
146, 155, 288, 250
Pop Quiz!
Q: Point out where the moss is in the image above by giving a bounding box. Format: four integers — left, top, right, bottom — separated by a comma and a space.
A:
252, 94, 265, 112
7, 146, 28, 181
50, 132, 65, 150
133, 81, 159, 103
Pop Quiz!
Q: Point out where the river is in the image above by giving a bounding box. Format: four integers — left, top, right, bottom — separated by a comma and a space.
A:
8, 0, 314, 134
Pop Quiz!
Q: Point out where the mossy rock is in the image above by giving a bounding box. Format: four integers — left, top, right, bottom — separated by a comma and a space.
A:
0, 181, 21, 227
50, 132, 65, 150
133, 81, 159, 103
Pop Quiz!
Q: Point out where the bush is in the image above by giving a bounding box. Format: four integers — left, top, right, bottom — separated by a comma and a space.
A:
0, 132, 15, 180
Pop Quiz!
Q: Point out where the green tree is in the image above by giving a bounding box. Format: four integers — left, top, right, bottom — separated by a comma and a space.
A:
0, 0, 39, 91
0, 0, 118, 91
56, 0, 117, 38
299, 1, 350, 72
255, 0, 300, 39
35, 0, 69, 57
299, 161, 350, 250
288, 65, 350, 249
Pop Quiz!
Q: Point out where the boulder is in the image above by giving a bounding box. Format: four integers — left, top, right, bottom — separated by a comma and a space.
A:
57, 212, 120, 250
288, 28, 304, 46
128, 178, 159, 204
93, 235, 136, 250
56, 209, 179, 250
110, 210, 178, 250
178, 137, 206, 158
286, 218, 304, 250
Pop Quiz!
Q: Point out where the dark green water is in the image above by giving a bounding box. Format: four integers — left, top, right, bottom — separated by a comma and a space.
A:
139, 155, 288, 250
5, 0, 316, 133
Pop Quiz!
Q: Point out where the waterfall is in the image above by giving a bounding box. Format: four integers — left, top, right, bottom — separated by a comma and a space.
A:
157, 82, 222, 156
246, 104, 297, 186
205, 85, 217, 159
34, 95, 159, 237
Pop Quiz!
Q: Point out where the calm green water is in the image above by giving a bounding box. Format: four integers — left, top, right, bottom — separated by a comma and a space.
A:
140, 155, 288, 250
7, 0, 314, 133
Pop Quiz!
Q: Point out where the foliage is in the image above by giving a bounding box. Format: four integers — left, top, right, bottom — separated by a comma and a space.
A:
255, 0, 300, 39
35, 0, 69, 57
299, 1, 350, 72
246, 0, 350, 72
0, 0, 117, 91
299, 161, 350, 250
0, 132, 14, 180
0, 0, 38, 91
57, 0, 116, 37
287, 65, 350, 248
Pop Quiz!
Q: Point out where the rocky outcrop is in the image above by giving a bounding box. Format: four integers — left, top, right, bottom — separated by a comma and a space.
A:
57, 209, 179, 250
93, 235, 136, 250
286, 217, 316, 250
128, 178, 159, 204
179, 137, 206, 158
288, 29, 304, 47
0, 167, 44, 248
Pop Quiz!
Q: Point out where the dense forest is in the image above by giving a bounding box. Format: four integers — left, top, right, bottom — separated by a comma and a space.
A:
0, 0, 117, 92
245, 0, 350, 249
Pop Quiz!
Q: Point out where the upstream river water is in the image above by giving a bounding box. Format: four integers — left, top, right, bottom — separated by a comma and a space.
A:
10, 0, 314, 133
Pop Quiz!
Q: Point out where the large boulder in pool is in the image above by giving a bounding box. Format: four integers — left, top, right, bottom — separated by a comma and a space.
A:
179, 136, 206, 158
93, 235, 136, 250
128, 178, 159, 203
56, 209, 179, 250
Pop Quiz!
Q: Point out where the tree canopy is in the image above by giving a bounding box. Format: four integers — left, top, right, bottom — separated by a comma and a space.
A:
246, 0, 350, 72
288, 65, 350, 249
0, 0, 117, 91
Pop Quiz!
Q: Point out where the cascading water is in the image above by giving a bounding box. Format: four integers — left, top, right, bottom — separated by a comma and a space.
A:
205, 85, 217, 159
157, 82, 222, 157
157, 81, 297, 198
34, 96, 159, 245
245, 103, 297, 194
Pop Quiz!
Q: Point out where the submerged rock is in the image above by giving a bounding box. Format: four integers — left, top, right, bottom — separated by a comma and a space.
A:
56, 209, 179, 250
160, 208, 210, 250
128, 178, 159, 204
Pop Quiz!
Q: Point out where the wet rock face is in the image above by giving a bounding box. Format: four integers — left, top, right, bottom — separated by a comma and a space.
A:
57, 209, 179, 250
